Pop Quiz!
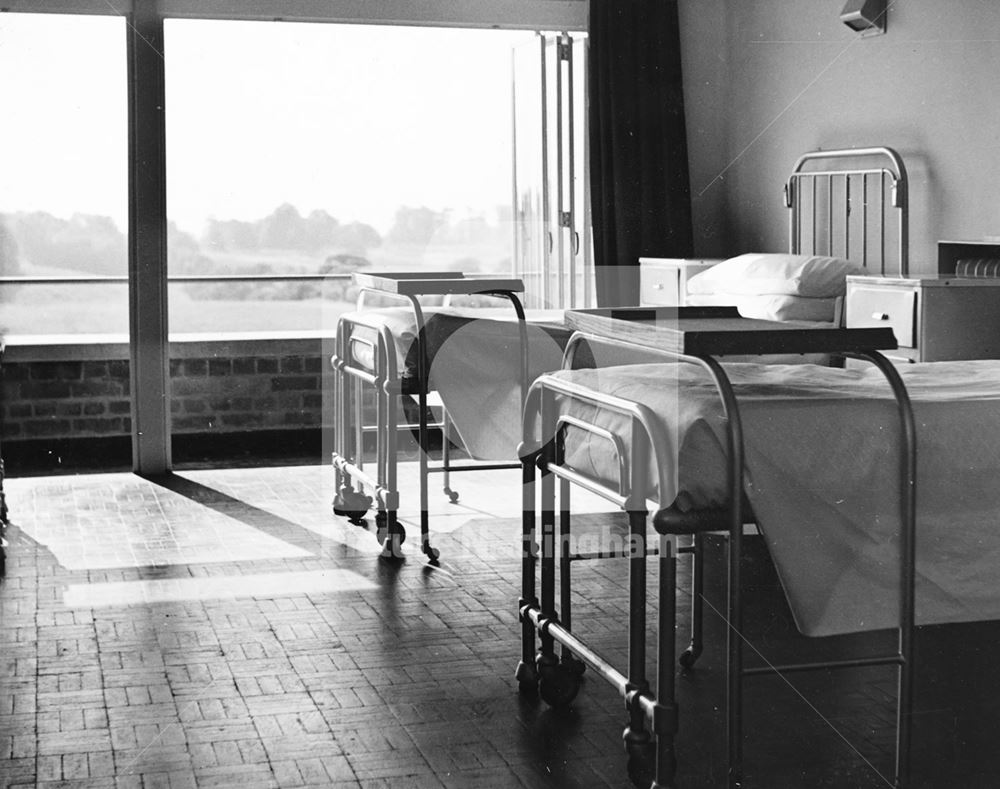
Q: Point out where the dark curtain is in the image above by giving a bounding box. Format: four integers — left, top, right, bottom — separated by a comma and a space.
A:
589, 0, 694, 307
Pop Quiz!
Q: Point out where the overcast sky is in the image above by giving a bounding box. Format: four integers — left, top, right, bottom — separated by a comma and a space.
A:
0, 14, 536, 235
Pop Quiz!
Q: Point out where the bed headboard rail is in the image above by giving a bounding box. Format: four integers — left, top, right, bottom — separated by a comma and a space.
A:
785, 146, 908, 276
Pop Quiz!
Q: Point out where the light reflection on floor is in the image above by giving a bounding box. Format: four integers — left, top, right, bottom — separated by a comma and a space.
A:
8, 472, 312, 570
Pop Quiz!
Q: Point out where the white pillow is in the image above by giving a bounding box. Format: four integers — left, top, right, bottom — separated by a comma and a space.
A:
686, 253, 864, 298
686, 292, 839, 323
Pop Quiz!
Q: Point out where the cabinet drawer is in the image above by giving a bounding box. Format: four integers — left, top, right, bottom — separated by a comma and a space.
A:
845, 286, 917, 348
640, 268, 681, 306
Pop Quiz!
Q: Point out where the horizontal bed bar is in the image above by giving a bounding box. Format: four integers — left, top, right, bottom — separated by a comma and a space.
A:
743, 653, 905, 677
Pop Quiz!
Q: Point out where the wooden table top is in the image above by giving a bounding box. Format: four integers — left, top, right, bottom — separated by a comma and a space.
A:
565, 306, 898, 357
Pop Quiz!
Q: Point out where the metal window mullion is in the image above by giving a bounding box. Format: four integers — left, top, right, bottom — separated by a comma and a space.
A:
538, 34, 551, 308
128, 0, 171, 474
554, 35, 565, 309
564, 32, 576, 310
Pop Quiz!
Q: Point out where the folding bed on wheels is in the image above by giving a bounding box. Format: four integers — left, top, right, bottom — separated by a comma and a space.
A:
330, 271, 531, 561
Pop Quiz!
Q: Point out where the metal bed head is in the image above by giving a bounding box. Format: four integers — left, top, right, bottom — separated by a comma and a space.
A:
786, 146, 909, 276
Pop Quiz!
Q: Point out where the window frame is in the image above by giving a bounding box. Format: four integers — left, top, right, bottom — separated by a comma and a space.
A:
3, 0, 586, 473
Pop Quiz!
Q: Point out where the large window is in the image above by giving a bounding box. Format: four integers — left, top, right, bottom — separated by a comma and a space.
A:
0, 13, 128, 337
164, 21, 538, 333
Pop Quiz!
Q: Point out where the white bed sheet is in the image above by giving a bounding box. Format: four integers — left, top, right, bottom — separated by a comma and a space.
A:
540, 360, 1000, 637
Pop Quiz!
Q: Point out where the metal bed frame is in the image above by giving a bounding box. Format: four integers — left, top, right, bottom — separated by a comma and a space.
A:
515, 147, 915, 787
330, 272, 529, 562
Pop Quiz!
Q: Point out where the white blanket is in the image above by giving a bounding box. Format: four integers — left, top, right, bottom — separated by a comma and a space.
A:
543, 360, 1000, 637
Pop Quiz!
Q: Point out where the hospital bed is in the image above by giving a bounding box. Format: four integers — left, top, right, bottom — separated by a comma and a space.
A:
330, 272, 568, 561
515, 147, 927, 787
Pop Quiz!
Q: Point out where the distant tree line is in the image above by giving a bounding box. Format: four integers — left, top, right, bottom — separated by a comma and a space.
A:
1, 203, 510, 302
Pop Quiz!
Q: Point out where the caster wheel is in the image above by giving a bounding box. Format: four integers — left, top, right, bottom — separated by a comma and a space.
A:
679, 645, 701, 669
625, 741, 656, 788
333, 489, 371, 523
444, 488, 460, 504
515, 660, 539, 696
374, 513, 404, 543
423, 544, 441, 564
378, 522, 406, 560
537, 661, 581, 708
562, 654, 587, 677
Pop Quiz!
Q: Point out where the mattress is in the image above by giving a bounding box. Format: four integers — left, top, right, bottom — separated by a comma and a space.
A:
535, 359, 1000, 637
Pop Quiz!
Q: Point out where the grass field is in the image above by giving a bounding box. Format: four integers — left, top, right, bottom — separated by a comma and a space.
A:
1, 238, 512, 337
1, 292, 356, 336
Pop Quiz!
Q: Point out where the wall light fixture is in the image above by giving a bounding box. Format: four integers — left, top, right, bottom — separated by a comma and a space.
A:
840, 0, 887, 37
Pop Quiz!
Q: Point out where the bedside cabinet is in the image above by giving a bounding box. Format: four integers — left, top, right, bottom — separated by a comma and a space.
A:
639, 258, 723, 306
845, 274, 1000, 362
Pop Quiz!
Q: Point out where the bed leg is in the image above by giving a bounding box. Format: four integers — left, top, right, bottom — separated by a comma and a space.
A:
416, 385, 435, 562
516, 452, 540, 694
534, 439, 580, 707
680, 533, 705, 668
538, 447, 557, 663
649, 535, 679, 789
623, 508, 655, 784
441, 409, 459, 503
558, 476, 585, 677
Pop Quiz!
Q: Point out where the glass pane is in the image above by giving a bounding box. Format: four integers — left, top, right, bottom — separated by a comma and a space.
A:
164, 20, 536, 334
0, 14, 128, 337
512, 35, 547, 308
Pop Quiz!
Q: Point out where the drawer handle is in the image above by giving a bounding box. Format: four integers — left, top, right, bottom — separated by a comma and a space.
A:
872, 312, 890, 321
653, 283, 664, 290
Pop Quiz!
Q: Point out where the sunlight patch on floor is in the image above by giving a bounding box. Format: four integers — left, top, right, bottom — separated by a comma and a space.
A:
5, 473, 312, 570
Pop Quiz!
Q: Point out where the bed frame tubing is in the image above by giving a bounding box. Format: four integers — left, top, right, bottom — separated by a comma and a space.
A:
518, 334, 916, 789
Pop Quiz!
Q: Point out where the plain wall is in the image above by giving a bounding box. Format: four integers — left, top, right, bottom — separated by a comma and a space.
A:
678, 0, 1000, 274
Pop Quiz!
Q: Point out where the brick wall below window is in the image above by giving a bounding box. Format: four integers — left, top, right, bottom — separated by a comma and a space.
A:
1, 334, 337, 445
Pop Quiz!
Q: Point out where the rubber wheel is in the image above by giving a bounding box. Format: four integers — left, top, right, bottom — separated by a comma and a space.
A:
537, 662, 581, 708
515, 660, 539, 696
375, 512, 405, 542
679, 645, 701, 669
333, 490, 371, 523
625, 739, 656, 788
423, 544, 441, 564
377, 519, 407, 560
445, 489, 460, 503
